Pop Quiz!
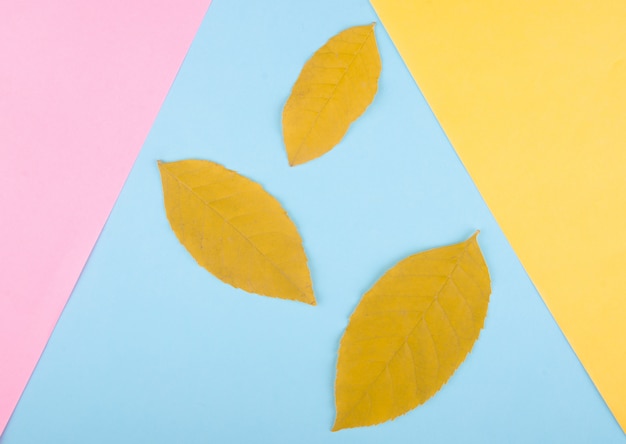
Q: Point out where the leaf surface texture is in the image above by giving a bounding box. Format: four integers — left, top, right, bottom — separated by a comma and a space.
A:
333, 233, 490, 430
158, 159, 315, 305
282, 23, 381, 166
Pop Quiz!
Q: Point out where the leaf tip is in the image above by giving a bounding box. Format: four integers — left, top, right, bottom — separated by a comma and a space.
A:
301, 287, 317, 305
287, 151, 306, 167
157, 160, 169, 172
331, 411, 356, 432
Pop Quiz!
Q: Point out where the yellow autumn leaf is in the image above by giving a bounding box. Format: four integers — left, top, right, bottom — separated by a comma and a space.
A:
333, 232, 491, 430
158, 159, 315, 305
282, 23, 381, 166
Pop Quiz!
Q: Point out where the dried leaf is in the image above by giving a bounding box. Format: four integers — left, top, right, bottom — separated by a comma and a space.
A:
158, 159, 315, 305
333, 232, 491, 430
282, 23, 381, 166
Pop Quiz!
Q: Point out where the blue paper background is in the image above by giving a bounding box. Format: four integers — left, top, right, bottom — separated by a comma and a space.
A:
3, 0, 625, 442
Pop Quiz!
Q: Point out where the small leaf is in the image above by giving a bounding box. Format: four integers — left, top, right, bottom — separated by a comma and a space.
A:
333, 232, 491, 430
282, 23, 381, 166
158, 159, 315, 305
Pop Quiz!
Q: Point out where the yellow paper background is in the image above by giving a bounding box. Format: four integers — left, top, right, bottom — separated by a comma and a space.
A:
370, 0, 626, 430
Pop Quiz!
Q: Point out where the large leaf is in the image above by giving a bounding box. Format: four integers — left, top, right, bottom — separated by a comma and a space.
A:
158, 159, 315, 305
333, 232, 491, 430
282, 23, 381, 166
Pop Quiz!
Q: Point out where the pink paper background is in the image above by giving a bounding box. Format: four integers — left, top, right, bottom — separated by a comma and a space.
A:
0, 0, 211, 435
